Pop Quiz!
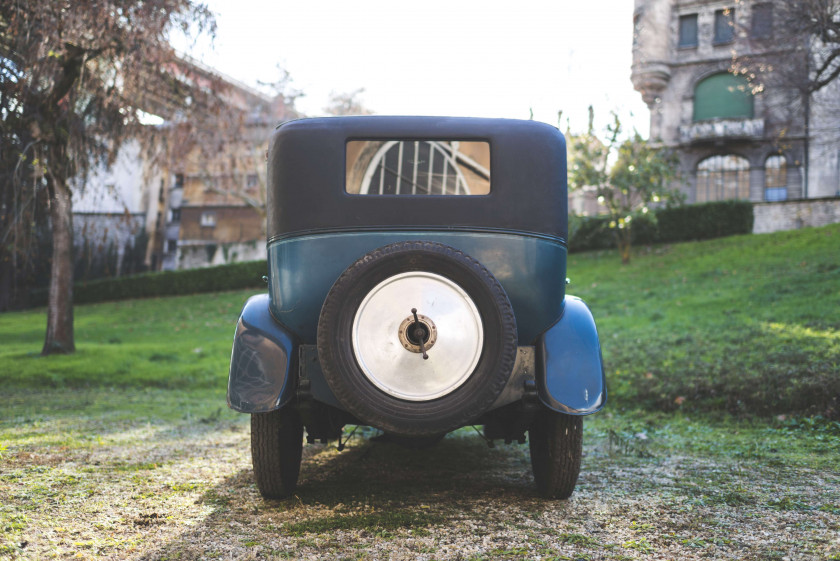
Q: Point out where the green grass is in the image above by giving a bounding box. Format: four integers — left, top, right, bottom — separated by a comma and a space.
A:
586, 410, 840, 471
284, 511, 445, 536
1, 224, 838, 419
567, 223, 840, 417
0, 290, 258, 390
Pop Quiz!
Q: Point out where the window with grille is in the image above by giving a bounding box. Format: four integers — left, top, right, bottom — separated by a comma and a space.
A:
346, 140, 490, 195
696, 154, 750, 202
764, 155, 787, 201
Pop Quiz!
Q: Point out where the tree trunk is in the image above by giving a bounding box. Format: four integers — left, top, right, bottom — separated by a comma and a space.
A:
618, 229, 632, 265
42, 175, 75, 355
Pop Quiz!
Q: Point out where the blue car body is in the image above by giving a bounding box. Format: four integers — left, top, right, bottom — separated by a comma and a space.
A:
229, 116, 605, 435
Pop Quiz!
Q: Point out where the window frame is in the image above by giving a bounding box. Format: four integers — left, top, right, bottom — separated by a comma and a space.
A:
678, 13, 699, 48
200, 211, 217, 228
751, 2, 773, 39
764, 154, 788, 201
692, 72, 754, 122
347, 140, 491, 196
713, 8, 735, 45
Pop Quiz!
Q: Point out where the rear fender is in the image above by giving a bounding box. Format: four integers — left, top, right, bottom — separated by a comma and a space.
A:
227, 294, 297, 413
535, 296, 606, 415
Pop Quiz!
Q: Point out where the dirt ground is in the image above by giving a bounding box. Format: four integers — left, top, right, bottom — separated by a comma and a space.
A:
2, 407, 839, 561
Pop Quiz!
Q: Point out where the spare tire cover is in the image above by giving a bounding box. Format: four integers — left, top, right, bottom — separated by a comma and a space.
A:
317, 241, 517, 436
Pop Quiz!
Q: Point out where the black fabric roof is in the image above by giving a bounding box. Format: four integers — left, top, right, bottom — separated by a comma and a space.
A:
266, 116, 568, 241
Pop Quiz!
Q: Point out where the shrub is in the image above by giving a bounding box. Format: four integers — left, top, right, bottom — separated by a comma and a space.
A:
30, 260, 267, 306
568, 214, 613, 253
568, 200, 754, 252
656, 200, 754, 242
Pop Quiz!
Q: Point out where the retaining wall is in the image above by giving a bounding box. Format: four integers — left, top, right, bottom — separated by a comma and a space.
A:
753, 198, 840, 234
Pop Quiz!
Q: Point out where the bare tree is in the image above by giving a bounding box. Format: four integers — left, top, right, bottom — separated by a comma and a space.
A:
732, 0, 840, 97
324, 88, 374, 116
0, 0, 216, 354
189, 67, 302, 233
731, 0, 840, 195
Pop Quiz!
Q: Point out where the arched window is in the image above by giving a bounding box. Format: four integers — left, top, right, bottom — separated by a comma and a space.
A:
696, 154, 750, 202
693, 73, 754, 121
764, 155, 787, 201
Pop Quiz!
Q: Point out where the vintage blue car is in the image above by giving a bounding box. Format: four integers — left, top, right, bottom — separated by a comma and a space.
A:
228, 116, 606, 499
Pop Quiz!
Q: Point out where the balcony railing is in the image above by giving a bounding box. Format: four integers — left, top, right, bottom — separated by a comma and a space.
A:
679, 118, 765, 143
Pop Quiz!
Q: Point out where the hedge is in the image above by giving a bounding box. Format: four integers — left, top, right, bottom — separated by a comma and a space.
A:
27, 201, 754, 306
30, 259, 267, 307
656, 200, 755, 242
568, 200, 754, 253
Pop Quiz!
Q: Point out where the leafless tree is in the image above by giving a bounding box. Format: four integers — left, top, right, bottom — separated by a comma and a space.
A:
731, 0, 840, 194
324, 88, 374, 116
733, 0, 840, 97
0, 0, 217, 354
189, 67, 302, 233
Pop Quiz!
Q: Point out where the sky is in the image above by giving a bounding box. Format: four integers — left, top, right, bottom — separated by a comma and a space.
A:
177, 0, 650, 137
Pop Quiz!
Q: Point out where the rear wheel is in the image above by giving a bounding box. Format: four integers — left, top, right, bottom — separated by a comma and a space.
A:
251, 407, 303, 499
528, 408, 583, 499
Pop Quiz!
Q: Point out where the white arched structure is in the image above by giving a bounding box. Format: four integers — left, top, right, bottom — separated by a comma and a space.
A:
360, 141, 487, 195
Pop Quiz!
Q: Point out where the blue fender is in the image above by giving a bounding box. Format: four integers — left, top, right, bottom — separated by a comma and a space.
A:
535, 296, 606, 415
227, 294, 298, 413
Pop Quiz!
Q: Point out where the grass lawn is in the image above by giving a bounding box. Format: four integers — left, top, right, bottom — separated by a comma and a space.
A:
569, 222, 840, 417
0, 290, 255, 390
1, 224, 839, 559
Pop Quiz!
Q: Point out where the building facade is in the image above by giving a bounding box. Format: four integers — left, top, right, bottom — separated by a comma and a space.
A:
148, 60, 295, 270
631, 0, 840, 204
72, 140, 162, 278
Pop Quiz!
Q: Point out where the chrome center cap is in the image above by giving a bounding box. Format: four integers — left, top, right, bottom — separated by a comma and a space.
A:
351, 271, 484, 402
398, 313, 438, 354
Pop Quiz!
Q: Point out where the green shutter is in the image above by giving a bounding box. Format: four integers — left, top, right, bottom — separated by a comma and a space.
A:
693, 73, 754, 121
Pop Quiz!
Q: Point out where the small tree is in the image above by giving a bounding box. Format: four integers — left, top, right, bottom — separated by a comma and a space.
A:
568, 108, 680, 264
0, 1, 216, 354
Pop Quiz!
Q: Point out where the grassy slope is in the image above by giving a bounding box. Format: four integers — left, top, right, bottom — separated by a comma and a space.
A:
568, 222, 840, 417
2, 227, 839, 560
0, 223, 838, 417
0, 290, 258, 390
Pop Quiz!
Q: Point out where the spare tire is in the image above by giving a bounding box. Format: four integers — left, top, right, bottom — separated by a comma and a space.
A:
317, 241, 517, 436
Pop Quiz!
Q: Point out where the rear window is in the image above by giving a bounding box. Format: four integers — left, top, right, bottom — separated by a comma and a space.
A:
346, 140, 490, 195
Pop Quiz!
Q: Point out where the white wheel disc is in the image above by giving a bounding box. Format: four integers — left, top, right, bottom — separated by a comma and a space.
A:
351, 272, 484, 401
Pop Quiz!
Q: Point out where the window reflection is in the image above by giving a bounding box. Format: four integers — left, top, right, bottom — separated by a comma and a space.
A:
346, 140, 490, 195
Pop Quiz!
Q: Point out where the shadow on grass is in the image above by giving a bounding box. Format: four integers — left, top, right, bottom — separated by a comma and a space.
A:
134, 434, 546, 560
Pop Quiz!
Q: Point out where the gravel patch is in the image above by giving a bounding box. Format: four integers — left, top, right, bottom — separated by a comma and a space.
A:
2, 416, 838, 560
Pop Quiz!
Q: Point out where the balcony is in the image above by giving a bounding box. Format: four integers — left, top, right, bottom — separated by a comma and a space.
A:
679, 118, 765, 143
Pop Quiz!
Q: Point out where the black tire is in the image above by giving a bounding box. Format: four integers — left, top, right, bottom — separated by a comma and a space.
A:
317, 241, 517, 437
250, 407, 303, 499
528, 408, 583, 499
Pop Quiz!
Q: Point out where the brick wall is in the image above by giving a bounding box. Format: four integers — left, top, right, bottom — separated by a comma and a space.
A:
753, 198, 840, 234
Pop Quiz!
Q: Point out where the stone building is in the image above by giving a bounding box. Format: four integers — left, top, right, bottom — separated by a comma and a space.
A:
631, 0, 840, 204
148, 60, 296, 270
71, 56, 295, 274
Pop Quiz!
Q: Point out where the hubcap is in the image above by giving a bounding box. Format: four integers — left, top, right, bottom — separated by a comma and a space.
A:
352, 272, 484, 401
